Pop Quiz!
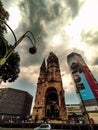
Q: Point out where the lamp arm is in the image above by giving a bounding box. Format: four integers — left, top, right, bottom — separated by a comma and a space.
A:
26, 31, 36, 45
1, 34, 26, 65
0, 31, 36, 66
0, 20, 37, 66
0, 19, 17, 43
6, 32, 36, 58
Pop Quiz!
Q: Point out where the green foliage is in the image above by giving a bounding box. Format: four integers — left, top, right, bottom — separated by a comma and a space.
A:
0, 0, 9, 35
0, 51, 20, 82
0, 0, 20, 82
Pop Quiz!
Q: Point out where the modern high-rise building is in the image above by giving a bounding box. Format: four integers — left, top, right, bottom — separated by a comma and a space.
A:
67, 52, 98, 124
32, 52, 68, 123
0, 88, 33, 121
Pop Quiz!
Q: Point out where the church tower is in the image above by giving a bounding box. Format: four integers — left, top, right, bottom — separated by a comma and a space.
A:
32, 52, 68, 123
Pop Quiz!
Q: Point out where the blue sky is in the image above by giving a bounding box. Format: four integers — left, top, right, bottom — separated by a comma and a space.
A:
1, 0, 98, 107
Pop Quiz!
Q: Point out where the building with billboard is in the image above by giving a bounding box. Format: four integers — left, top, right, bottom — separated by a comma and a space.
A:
67, 52, 98, 124
0, 88, 33, 121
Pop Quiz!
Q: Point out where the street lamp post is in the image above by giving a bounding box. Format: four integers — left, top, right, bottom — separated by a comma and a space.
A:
0, 19, 37, 67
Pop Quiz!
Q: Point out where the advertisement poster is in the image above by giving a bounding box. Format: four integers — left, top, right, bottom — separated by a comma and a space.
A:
83, 68, 98, 99
79, 72, 95, 100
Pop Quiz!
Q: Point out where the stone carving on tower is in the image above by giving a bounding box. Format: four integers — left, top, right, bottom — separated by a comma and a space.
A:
32, 52, 68, 123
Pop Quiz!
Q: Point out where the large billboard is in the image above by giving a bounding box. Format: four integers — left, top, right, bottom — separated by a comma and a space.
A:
79, 72, 95, 100
67, 52, 98, 99
83, 67, 98, 99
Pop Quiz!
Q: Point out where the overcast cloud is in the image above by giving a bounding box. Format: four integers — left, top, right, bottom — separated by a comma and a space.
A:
1, 0, 98, 105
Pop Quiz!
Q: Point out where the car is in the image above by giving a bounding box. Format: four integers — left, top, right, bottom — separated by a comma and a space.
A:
34, 123, 52, 130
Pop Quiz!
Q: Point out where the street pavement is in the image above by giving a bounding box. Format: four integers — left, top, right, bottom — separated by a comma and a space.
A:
1, 128, 71, 130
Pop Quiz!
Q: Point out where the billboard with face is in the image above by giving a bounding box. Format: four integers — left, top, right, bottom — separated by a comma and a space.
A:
72, 71, 84, 91
67, 52, 98, 100
67, 52, 86, 69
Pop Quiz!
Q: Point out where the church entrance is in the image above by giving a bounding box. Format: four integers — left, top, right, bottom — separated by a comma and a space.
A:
45, 87, 59, 118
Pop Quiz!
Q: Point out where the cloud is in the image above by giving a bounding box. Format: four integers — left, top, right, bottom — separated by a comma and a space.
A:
16, 0, 73, 66
66, 0, 79, 18
19, 65, 39, 84
12, 78, 36, 95
62, 71, 76, 93
4, 0, 87, 68
93, 59, 98, 65
2, 0, 23, 7
0, 81, 10, 88
81, 30, 98, 45
2, 0, 98, 104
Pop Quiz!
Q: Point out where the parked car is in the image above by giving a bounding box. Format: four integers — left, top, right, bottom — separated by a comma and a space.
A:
34, 123, 52, 130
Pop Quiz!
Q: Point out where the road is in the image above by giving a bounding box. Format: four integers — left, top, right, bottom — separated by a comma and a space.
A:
0, 128, 71, 130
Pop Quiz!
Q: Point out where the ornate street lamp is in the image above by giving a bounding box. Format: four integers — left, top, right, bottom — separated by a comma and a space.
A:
0, 19, 37, 67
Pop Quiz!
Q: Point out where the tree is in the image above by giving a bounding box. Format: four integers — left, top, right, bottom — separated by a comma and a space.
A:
0, 0, 20, 82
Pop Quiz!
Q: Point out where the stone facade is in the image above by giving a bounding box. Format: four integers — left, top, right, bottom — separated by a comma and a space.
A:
32, 52, 68, 123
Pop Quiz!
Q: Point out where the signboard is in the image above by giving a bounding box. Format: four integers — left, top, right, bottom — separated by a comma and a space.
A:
79, 73, 95, 100
68, 106, 82, 112
86, 105, 98, 111
83, 68, 98, 99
